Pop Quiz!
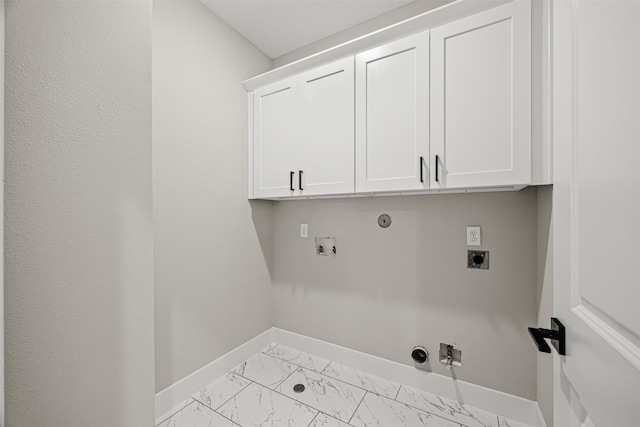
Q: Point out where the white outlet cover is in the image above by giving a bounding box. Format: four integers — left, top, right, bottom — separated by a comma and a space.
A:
466, 226, 481, 246
300, 224, 308, 238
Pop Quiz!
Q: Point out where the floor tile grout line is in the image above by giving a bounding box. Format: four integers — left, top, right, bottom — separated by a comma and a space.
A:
228, 352, 502, 427
309, 358, 492, 427
297, 365, 397, 400
347, 390, 368, 425
254, 347, 508, 427
392, 385, 500, 427
305, 411, 320, 427
222, 376, 474, 427
194, 378, 254, 413
154, 398, 195, 427
232, 371, 350, 422
274, 365, 303, 390
319, 411, 358, 427
207, 378, 317, 426
226, 370, 494, 427
268, 347, 495, 425
319, 360, 332, 373
262, 345, 401, 400
233, 372, 294, 395
394, 384, 402, 401
198, 399, 243, 427
262, 347, 331, 374
220, 372, 497, 427
374, 388, 494, 427
211, 408, 242, 427
281, 364, 469, 426
262, 343, 278, 354
309, 359, 402, 400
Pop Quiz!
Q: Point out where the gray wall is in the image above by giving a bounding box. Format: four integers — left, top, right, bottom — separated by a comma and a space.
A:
536, 186, 554, 425
5, 1, 155, 425
273, 0, 454, 67
153, 0, 274, 393
272, 189, 538, 400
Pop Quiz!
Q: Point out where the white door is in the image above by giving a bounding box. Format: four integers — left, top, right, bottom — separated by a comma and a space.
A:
553, 1, 640, 426
355, 31, 429, 193
298, 57, 355, 196
430, 1, 531, 189
252, 77, 298, 198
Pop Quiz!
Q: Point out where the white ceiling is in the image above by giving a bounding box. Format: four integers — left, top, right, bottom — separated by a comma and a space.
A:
200, 0, 415, 59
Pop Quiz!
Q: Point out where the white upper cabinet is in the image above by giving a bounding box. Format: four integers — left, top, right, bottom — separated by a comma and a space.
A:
430, 1, 531, 189
252, 77, 298, 198
298, 58, 355, 196
248, 1, 542, 199
252, 58, 355, 198
355, 31, 430, 193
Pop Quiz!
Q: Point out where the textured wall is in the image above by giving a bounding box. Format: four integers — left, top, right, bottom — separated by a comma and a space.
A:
5, 1, 154, 425
153, 0, 274, 392
272, 189, 538, 400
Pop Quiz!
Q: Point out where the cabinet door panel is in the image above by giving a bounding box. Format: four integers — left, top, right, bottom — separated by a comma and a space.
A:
355, 31, 429, 193
299, 58, 355, 196
431, 1, 531, 188
253, 78, 297, 198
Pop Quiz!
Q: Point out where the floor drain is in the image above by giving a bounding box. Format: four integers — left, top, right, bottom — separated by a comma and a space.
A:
293, 384, 305, 393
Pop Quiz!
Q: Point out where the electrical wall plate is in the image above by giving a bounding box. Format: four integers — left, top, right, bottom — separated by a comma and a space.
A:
467, 250, 489, 269
315, 237, 336, 256
466, 226, 481, 246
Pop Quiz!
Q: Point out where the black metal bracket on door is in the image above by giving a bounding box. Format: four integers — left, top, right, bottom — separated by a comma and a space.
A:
290, 171, 295, 191
528, 317, 566, 356
299, 170, 304, 191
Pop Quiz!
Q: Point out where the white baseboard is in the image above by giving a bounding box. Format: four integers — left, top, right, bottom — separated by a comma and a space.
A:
533, 403, 548, 427
154, 328, 273, 419
272, 327, 537, 426
156, 327, 540, 426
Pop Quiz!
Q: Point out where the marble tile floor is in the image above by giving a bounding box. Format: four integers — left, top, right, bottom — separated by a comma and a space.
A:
156, 344, 529, 427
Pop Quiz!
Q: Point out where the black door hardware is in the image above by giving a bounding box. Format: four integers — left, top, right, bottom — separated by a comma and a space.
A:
290, 171, 295, 191
299, 170, 304, 191
528, 317, 565, 356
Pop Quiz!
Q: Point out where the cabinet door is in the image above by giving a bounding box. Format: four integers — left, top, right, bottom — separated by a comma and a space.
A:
298, 58, 355, 196
252, 77, 298, 198
430, 1, 531, 189
355, 31, 430, 193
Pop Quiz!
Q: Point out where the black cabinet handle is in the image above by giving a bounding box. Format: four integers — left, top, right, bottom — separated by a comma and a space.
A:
435, 155, 440, 182
299, 170, 304, 191
528, 317, 566, 356
528, 328, 552, 353
419, 157, 424, 183
290, 171, 295, 191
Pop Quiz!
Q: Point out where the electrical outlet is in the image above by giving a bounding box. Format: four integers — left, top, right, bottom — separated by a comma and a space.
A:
466, 226, 481, 246
467, 250, 489, 269
300, 224, 308, 238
